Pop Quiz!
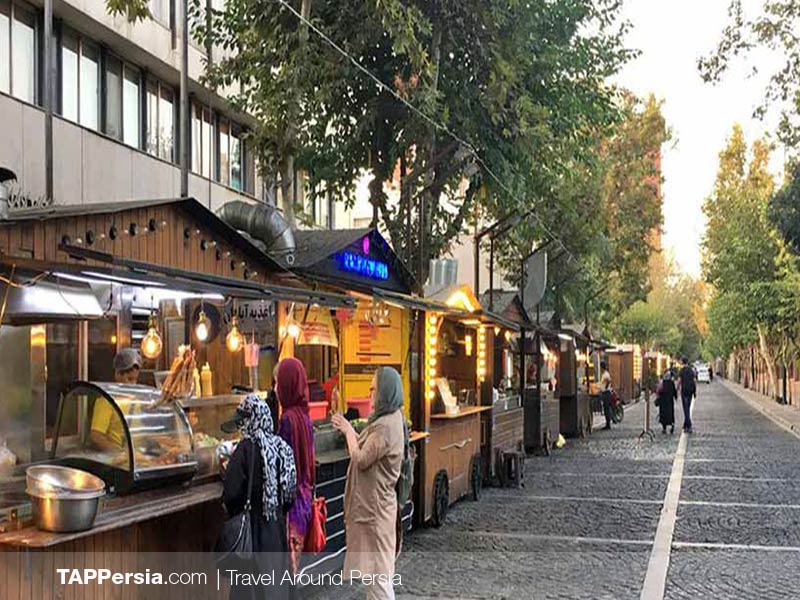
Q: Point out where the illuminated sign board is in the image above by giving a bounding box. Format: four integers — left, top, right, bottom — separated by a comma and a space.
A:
336, 251, 390, 280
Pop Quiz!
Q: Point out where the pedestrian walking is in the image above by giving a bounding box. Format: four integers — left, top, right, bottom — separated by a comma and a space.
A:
677, 357, 696, 433
332, 366, 406, 600
221, 394, 297, 600
599, 361, 613, 430
709, 364, 714, 382
656, 370, 678, 434
275, 357, 316, 576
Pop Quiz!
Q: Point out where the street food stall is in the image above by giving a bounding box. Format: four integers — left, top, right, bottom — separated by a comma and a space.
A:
523, 313, 562, 454
277, 228, 428, 577
479, 290, 526, 485
558, 325, 593, 438
0, 198, 353, 599
607, 345, 637, 404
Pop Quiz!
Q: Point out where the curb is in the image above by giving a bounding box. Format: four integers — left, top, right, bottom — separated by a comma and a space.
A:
719, 379, 800, 441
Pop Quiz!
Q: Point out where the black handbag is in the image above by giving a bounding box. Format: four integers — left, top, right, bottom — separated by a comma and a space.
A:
215, 443, 256, 571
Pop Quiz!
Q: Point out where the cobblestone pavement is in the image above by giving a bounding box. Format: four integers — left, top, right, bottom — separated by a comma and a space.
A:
306, 382, 800, 599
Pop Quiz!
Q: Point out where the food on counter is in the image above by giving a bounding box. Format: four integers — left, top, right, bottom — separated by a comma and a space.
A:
158, 347, 197, 405
193, 432, 222, 449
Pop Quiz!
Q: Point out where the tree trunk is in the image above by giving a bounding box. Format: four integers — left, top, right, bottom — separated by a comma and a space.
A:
418, 2, 442, 284
756, 323, 779, 400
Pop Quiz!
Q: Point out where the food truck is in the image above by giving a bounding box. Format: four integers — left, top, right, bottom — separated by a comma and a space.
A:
0, 198, 353, 599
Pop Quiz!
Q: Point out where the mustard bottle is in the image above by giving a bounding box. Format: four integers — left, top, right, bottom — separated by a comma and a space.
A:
200, 363, 214, 398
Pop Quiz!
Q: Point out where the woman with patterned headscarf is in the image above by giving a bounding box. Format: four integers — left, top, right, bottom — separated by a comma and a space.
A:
222, 394, 297, 600
275, 357, 315, 575
332, 366, 406, 600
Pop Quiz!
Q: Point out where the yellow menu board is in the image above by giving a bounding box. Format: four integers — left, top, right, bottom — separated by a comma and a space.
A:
342, 305, 402, 374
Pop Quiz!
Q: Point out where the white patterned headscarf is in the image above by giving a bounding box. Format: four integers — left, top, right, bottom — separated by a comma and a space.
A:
238, 394, 297, 521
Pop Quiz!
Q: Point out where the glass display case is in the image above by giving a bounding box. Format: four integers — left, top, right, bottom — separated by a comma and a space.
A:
51, 382, 197, 494
179, 395, 244, 478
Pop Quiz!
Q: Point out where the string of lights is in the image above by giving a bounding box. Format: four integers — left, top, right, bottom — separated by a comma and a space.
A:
272, 0, 597, 288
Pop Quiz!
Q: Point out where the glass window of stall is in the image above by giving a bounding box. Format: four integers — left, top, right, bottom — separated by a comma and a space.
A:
435, 319, 479, 407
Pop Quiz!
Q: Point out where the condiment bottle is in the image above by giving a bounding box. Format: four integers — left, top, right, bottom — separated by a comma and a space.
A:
200, 363, 214, 397
193, 367, 202, 398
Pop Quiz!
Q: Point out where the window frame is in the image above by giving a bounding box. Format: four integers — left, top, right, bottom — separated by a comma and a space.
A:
1, 0, 39, 104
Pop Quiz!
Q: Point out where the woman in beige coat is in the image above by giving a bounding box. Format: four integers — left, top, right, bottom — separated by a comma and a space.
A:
331, 366, 407, 600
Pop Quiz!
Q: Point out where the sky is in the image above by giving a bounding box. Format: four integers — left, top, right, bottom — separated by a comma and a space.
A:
613, 0, 785, 278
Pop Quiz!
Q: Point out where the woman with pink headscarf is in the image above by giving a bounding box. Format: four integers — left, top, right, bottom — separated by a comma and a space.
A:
275, 358, 316, 575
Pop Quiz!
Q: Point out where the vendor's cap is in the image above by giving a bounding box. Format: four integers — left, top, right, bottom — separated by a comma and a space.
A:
113, 348, 142, 372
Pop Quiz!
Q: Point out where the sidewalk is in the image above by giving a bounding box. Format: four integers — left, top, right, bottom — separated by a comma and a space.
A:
719, 378, 800, 439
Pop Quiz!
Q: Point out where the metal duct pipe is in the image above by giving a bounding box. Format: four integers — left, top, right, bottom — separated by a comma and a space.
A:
217, 201, 296, 265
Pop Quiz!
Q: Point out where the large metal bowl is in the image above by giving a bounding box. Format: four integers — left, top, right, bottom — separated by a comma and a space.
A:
29, 495, 101, 532
26, 465, 105, 496
26, 466, 105, 532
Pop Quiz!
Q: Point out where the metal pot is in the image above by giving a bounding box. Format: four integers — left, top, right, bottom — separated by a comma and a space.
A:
29, 495, 101, 532
26, 465, 105, 532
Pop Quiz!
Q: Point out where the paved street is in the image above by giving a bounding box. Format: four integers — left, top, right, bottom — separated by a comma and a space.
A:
309, 382, 800, 599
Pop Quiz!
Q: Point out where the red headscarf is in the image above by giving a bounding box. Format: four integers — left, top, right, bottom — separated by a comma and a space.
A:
276, 358, 315, 489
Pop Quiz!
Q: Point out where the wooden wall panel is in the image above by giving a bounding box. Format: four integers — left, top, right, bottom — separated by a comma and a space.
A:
0, 204, 276, 289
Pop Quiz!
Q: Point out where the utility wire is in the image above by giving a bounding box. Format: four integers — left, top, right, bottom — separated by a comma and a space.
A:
273, 0, 595, 285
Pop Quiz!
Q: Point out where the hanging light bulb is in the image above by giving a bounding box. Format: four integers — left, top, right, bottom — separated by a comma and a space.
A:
287, 320, 301, 339
141, 313, 163, 359
195, 310, 210, 342
226, 315, 244, 353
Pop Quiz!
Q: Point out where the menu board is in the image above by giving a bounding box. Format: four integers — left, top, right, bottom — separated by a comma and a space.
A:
343, 305, 402, 375
295, 304, 338, 347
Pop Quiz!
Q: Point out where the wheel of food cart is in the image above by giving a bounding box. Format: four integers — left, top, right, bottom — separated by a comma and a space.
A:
470, 453, 483, 501
432, 470, 449, 528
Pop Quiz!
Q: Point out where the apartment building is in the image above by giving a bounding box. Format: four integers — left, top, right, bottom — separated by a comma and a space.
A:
0, 0, 274, 212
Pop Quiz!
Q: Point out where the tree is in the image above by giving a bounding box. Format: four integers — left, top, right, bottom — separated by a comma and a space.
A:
699, 0, 800, 149
702, 124, 798, 399
612, 300, 679, 354
494, 93, 669, 327
191, 0, 634, 282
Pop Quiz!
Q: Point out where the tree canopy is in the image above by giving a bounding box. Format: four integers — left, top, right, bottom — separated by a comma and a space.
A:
702, 124, 800, 396
190, 0, 635, 284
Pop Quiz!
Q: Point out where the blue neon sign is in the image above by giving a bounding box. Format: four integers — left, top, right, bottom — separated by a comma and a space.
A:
336, 251, 390, 280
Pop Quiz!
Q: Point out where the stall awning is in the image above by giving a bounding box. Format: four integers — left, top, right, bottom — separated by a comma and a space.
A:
0, 269, 105, 324
3, 249, 356, 308
370, 288, 468, 316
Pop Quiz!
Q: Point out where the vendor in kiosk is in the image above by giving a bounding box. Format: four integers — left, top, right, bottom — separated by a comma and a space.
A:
89, 348, 142, 451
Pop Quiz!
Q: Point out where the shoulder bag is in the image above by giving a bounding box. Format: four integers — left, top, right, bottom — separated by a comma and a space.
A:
215, 442, 256, 571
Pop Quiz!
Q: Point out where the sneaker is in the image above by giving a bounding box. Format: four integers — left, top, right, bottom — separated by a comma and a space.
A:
603, 425, 611, 430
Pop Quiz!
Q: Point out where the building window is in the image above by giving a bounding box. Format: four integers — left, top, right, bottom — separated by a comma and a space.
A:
230, 129, 243, 191
191, 102, 214, 178
122, 67, 140, 148
58, 29, 101, 130
146, 79, 175, 161
0, 0, 37, 103
103, 55, 140, 147
104, 55, 122, 139
79, 40, 99, 130
217, 118, 245, 190
60, 29, 78, 121
149, 0, 171, 27
0, 0, 10, 94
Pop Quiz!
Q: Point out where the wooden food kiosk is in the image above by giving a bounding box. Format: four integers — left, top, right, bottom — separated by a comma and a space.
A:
421, 285, 496, 526
277, 228, 428, 577
558, 325, 593, 438
0, 198, 347, 600
479, 290, 526, 485
607, 346, 636, 404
